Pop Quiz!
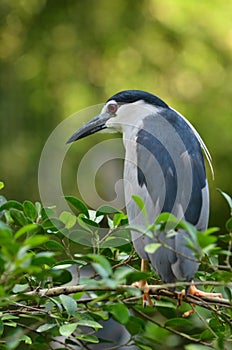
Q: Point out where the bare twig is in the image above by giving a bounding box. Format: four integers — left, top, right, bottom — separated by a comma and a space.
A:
112, 254, 135, 269
15, 282, 231, 310
11, 302, 51, 314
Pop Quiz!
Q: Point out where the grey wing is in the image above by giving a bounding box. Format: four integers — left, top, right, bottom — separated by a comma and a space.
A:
127, 110, 209, 282
137, 110, 209, 224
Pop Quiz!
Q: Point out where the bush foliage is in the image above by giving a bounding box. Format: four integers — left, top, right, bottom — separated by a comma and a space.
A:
0, 182, 231, 350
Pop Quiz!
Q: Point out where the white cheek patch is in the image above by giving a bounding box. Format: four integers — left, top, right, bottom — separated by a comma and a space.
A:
100, 127, 118, 134
105, 118, 123, 133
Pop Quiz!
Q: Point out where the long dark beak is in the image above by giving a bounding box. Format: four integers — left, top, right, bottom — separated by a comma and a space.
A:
66, 113, 110, 144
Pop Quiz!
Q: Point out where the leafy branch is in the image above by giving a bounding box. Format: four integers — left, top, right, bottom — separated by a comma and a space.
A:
9, 282, 231, 311
1, 188, 232, 350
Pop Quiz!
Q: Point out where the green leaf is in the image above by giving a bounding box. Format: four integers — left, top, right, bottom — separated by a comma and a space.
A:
92, 262, 110, 278
155, 212, 179, 225
78, 215, 99, 232
203, 227, 220, 235
59, 322, 78, 337
165, 318, 192, 328
0, 200, 23, 211
217, 189, 232, 210
113, 212, 128, 227
96, 205, 119, 216
110, 302, 129, 324
200, 329, 215, 340
65, 196, 89, 218
75, 334, 99, 343
196, 231, 217, 249
181, 221, 197, 240
76, 320, 102, 329
48, 297, 63, 312
18, 335, 32, 345
0, 319, 3, 336
44, 240, 65, 251
41, 206, 56, 220
125, 271, 149, 285
3, 321, 17, 327
0, 221, 17, 253
77, 215, 96, 232
144, 243, 161, 253
69, 229, 94, 245
107, 216, 114, 229
225, 287, 232, 302
134, 343, 152, 350
59, 211, 76, 228
209, 318, 225, 332
226, 217, 232, 231
88, 254, 112, 276
185, 345, 212, 350
32, 251, 56, 265
1, 315, 19, 321
101, 236, 129, 248
23, 200, 37, 221
126, 316, 144, 335
114, 266, 133, 282
0, 221, 13, 239
35, 201, 42, 215
42, 217, 65, 230
59, 294, 77, 315
155, 212, 197, 239
132, 195, 147, 220
37, 323, 56, 332
13, 283, 29, 293
155, 300, 176, 308
9, 208, 28, 226
24, 234, 48, 247
88, 310, 109, 321
0, 181, 4, 190
15, 224, 39, 239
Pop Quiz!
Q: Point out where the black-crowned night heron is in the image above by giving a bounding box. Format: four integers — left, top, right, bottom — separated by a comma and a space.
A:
67, 90, 221, 313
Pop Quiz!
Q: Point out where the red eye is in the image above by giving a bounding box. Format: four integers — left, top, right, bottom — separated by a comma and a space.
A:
107, 103, 118, 114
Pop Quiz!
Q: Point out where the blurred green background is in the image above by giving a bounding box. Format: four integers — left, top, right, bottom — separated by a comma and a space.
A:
0, 0, 231, 229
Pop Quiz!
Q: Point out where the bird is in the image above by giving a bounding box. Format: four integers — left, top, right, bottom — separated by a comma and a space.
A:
67, 90, 222, 313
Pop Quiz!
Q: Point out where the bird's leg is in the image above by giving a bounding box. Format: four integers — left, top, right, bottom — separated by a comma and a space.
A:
140, 260, 154, 307
133, 259, 154, 307
179, 282, 222, 317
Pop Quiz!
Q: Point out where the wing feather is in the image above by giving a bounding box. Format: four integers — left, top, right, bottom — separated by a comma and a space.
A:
126, 107, 209, 282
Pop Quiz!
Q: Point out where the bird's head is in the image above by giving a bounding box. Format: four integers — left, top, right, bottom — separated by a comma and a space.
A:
66, 90, 168, 143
